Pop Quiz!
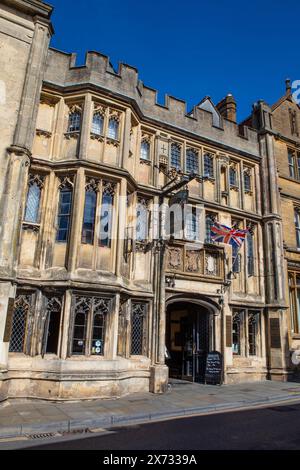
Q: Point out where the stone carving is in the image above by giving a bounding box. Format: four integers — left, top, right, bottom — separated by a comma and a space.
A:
85, 177, 100, 192
167, 248, 182, 270
186, 250, 201, 273
205, 252, 218, 276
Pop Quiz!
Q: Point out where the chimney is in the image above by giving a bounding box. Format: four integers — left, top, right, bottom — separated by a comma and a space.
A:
216, 94, 237, 123
285, 78, 292, 96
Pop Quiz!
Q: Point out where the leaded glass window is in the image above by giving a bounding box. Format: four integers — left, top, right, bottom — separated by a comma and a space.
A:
99, 182, 115, 248
24, 180, 42, 223
72, 296, 110, 356
244, 170, 252, 192
185, 207, 198, 241
230, 166, 237, 187
204, 153, 214, 178
136, 198, 149, 242
68, 112, 81, 133
131, 303, 147, 356
56, 188, 73, 243
295, 209, 300, 248
107, 118, 119, 140
232, 311, 242, 355
205, 213, 216, 244
82, 185, 97, 245
92, 112, 104, 135
171, 143, 181, 170
9, 295, 31, 353
140, 140, 150, 160
186, 148, 199, 174
248, 311, 259, 356
247, 231, 255, 277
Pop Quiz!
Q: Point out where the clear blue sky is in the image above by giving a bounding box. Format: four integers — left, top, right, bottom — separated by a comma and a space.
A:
49, 0, 300, 121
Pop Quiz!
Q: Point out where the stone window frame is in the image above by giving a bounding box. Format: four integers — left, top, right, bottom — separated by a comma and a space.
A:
205, 211, 218, 245
8, 292, 36, 356
23, 173, 46, 232
287, 148, 300, 181
288, 271, 300, 335
231, 308, 262, 358
91, 104, 105, 138
65, 103, 83, 136
117, 299, 150, 359
68, 294, 114, 358
135, 196, 152, 246
81, 177, 117, 248
243, 166, 252, 194
185, 147, 199, 175
203, 152, 215, 180
170, 141, 182, 171
55, 175, 75, 244
295, 207, 300, 249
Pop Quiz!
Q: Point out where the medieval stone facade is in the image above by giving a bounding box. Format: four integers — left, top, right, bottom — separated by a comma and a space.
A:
0, 0, 299, 401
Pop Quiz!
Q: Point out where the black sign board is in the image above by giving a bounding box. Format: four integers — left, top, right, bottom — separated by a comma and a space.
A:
205, 351, 223, 385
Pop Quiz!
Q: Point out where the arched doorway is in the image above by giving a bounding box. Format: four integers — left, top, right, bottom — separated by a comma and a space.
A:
166, 301, 213, 383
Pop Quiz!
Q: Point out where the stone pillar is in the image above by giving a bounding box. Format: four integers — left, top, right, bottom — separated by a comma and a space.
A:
150, 196, 169, 394
0, 9, 53, 376
254, 101, 289, 381
79, 94, 93, 160
67, 167, 85, 272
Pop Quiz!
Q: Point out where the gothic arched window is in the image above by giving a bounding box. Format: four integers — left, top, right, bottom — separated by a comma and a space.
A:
107, 117, 119, 140
68, 111, 81, 133
140, 139, 150, 160
92, 112, 104, 135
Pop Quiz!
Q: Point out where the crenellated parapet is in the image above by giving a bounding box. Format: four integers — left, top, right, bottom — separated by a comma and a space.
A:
45, 49, 260, 159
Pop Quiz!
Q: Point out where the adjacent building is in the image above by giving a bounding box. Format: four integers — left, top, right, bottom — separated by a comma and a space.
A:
0, 0, 299, 401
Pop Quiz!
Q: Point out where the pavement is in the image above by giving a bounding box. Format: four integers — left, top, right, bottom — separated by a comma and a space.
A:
1, 379, 300, 440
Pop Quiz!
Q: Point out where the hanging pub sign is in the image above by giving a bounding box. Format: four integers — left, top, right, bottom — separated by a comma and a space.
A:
205, 351, 223, 385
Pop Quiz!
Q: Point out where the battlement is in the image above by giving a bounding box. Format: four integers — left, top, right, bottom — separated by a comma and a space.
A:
45, 48, 260, 158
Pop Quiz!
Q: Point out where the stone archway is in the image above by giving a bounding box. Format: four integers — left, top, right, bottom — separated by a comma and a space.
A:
165, 296, 220, 383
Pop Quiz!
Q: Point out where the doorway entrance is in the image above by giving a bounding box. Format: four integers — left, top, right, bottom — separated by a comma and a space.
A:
166, 302, 211, 383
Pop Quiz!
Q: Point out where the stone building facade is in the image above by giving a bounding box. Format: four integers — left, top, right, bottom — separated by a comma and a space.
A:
0, 0, 299, 401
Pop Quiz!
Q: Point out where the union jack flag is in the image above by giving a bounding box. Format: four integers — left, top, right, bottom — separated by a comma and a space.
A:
210, 222, 249, 249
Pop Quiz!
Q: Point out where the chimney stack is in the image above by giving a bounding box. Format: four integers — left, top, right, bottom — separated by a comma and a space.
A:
216, 94, 237, 123
285, 78, 292, 95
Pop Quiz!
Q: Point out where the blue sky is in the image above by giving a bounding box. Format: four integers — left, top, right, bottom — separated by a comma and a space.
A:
48, 0, 300, 121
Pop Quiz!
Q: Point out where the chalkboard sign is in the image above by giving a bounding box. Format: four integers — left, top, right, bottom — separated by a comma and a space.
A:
205, 351, 223, 385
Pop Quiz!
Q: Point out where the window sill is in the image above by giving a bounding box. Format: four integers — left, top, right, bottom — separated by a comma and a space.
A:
22, 222, 40, 232
106, 137, 120, 147
202, 176, 215, 182
90, 132, 104, 142
140, 158, 151, 165
64, 131, 80, 140
36, 129, 52, 138
230, 185, 240, 191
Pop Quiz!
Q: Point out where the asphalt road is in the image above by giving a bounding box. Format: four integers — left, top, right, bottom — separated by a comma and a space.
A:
17, 403, 300, 450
